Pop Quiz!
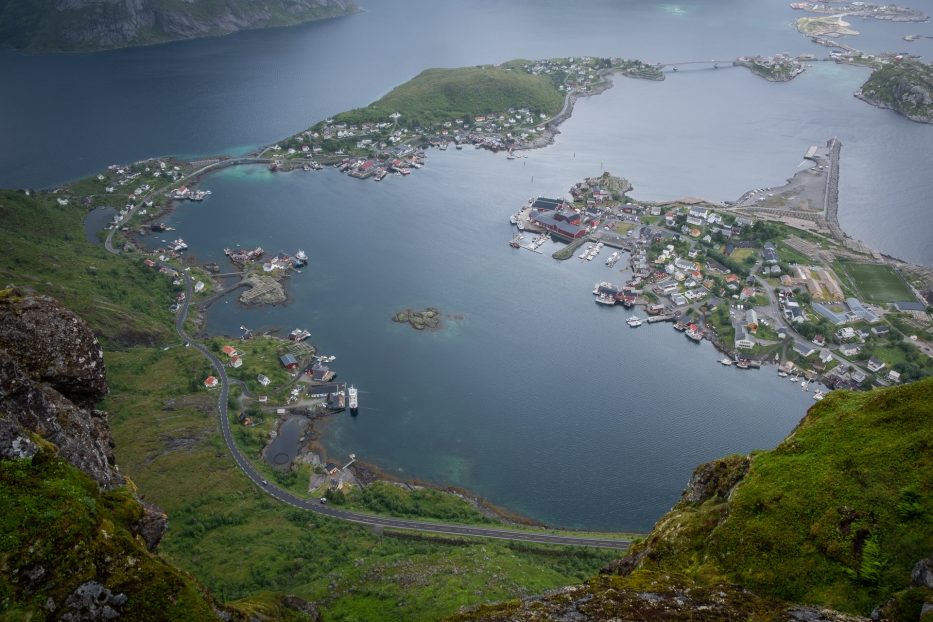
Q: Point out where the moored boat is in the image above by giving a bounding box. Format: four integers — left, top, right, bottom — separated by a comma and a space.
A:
289, 328, 311, 342
348, 385, 359, 413
626, 316, 643, 327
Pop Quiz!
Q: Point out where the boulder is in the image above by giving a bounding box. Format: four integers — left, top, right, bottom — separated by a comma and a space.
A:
0, 288, 107, 406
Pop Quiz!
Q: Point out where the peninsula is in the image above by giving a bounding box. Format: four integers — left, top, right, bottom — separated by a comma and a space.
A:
261, 56, 663, 176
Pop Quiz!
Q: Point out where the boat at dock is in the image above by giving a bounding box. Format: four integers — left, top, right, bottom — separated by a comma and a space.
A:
626, 316, 643, 327
813, 390, 824, 401
720, 358, 733, 366
736, 360, 750, 369
777, 370, 788, 377
673, 321, 687, 332
510, 213, 519, 225
685, 325, 703, 342
171, 238, 188, 252
348, 385, 359, 413
289, 328, 311, 342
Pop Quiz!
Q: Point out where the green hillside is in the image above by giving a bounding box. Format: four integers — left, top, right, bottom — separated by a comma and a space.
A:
332, 65, 565, 128
455, 379, 933, 620
0, 189, 175, 347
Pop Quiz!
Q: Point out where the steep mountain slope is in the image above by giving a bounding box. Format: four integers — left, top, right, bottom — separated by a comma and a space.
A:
453, 379, 933, 621
0, 0, 357, 51
0, 288, 316, 621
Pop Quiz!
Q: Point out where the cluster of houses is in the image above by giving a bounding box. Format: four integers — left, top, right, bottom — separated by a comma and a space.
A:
268, 57, 643, 168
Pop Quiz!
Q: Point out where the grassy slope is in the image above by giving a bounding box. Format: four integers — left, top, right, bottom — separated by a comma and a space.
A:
103, 347, 617, 621
0, 190, 175, 347
0, 452, 221, 621
0, 0, 357, 51
633, 379, 933, 616
333, 66, 564, 128
455, 380, 933, 620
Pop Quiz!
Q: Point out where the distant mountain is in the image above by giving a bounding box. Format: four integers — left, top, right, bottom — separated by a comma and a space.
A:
0, 0, 358, 51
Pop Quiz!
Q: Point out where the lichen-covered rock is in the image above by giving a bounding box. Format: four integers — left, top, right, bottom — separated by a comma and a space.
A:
913, 556, 933, 589
680, 454, 750, 505
135, 501, 169, 552
283, 595, 321, 621
0, 288, 108, 406
448, 573, 870, 621
61, 581, 128, 621
0, 349, 122, 489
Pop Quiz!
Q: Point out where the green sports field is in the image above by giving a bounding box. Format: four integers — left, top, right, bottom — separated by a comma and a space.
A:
838, 262, 915, 304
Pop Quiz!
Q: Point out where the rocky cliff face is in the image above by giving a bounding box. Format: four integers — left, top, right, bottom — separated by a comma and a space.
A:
0, 288, 120, 489
0, 287, 321, 620
0, 0, 358, 51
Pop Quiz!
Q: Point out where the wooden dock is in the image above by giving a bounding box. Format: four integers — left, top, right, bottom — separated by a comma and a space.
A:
646, 314, 675, 323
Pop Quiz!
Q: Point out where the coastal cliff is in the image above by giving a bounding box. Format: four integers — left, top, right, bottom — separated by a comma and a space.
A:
0, 288, 317, 621
451, 379, 933, 621
857, 60, 933, 124
0, 0, 357, 51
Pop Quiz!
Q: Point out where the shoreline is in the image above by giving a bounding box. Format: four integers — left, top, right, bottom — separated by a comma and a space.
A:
70, 52, 932, 531
271, 406, 547, 528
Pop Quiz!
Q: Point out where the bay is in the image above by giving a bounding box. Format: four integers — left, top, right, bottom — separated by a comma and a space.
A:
160, 149, 813, 532
2, 0, 930, 262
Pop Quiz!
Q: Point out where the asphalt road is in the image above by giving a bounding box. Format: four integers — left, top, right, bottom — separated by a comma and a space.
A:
99, 158, 633, 550
162, 269, 632, 550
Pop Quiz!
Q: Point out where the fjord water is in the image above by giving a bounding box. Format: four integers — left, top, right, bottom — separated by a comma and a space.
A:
163, 155, 814, 531
4, 0, 932, 529
2, 0, 933, 263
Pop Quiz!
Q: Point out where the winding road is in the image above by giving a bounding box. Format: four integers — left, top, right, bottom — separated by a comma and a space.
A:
174, 273, 631, 550
105, 189, 632, 551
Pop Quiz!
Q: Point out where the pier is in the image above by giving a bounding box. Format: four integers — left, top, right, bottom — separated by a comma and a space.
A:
646, 314, 676, 324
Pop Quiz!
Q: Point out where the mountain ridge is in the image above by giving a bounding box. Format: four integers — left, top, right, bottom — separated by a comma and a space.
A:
0, 0, 358, 51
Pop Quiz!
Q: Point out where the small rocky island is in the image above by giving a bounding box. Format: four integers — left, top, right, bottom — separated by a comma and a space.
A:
392, 308, 442, 330
857, 59, 933, 124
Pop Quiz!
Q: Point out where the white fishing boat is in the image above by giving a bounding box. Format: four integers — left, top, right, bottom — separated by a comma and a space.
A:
626, 316, 643, 327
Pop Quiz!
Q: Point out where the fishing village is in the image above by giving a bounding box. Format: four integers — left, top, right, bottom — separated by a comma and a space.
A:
506, 162, 932, 396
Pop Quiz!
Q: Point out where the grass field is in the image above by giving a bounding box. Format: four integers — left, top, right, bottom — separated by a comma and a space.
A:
102, 348, 620, 620
330, 65, 564, 128
730, 247, 756, 263
837, 262, 915, 304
